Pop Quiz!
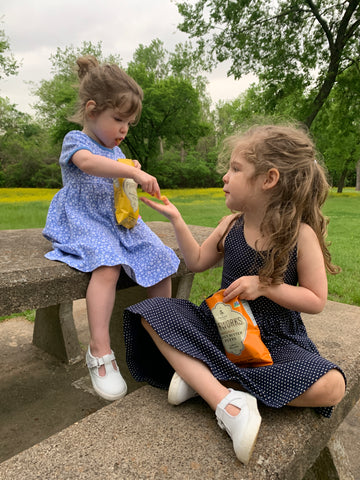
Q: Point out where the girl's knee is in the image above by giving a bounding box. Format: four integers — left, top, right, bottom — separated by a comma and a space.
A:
321, 369, 346, 406
92, 265, 121, 283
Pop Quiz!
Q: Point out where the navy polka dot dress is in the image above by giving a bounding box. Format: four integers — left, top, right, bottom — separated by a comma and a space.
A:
124, 216, 345, 417
43, 131, 180, 286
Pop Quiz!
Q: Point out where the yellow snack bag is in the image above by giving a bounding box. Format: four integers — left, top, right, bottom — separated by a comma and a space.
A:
206, 289, 273, 367
113, 158, 139, 229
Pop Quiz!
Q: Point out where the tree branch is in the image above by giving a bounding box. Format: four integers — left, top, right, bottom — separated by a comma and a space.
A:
303, 0, 334, 48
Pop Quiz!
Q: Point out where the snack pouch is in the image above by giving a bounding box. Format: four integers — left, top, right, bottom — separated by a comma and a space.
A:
206, 289, 273, 367
113, 158, 139, 229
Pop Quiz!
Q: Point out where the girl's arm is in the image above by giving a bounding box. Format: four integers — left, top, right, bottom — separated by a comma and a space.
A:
72, 149, 160, 197
141, 196, 229, 272
223, 223, 328, 314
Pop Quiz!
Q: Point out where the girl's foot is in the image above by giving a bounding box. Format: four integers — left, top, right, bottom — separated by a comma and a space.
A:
168, 372, 198, 405
86, 346, 127, 401
215, 389, 261, 465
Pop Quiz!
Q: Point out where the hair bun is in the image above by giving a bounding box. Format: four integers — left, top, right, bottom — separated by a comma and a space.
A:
76, 55, 99, 80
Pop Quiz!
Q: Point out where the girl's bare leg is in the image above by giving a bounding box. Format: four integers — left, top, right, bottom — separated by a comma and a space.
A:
87, 265, 121, 374
288, 369, 345, 407
141, 318, 239, 416
147, 276, 172, 298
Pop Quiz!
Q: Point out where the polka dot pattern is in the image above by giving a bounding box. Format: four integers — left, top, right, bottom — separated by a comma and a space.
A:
124, 216, 345, 417
42, 131, 180, 286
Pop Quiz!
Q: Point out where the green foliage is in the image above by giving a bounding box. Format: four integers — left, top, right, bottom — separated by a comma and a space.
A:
0, 98, 61, 187
33, 42, 120, 145
311, 65, 360, 189
30, 39, 213, 177
148, 152, 222, 189
213, 74, 359, 188
0, 24, 20, 79
176, 0, 360, 126
125, 41, 212, 169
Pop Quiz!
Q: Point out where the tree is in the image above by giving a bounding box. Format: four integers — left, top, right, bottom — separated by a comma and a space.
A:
0, 24, 20, 80
33, 42, 122, 145
176, 0, 360, 127
213, 64, 360, 190
124, 40, 212, 169
311, 64, 360, 191
0, 97, 60, 187
31, 40, 212, 183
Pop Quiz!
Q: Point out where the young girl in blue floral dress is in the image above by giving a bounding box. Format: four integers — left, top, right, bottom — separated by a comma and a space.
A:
123, 124, 346, 465
43, 56, 179, 402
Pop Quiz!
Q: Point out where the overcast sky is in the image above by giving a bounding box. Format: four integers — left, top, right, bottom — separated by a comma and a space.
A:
1, 0, 255, 115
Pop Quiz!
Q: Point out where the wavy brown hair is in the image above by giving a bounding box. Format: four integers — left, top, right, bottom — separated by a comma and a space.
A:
70, 55, 143, 126
218, 124, 340, 285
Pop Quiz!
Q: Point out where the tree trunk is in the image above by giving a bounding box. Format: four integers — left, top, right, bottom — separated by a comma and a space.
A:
304, 0, 359, 127
180, 141, 186, 162
159, 137, 164, 160
337, 168, 347, 193
356, 159, 360, 191
337, 155, 353, 192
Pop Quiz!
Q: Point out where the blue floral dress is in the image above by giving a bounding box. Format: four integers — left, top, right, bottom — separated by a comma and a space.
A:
43, 131, 179, 286
124, 216, 345, 417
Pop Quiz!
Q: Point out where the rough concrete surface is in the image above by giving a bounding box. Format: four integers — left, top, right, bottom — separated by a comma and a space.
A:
0, 300, 359, 479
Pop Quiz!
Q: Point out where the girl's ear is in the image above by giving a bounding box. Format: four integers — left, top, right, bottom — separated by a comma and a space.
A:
263, 168, 280, 190
85, 100, 97, 118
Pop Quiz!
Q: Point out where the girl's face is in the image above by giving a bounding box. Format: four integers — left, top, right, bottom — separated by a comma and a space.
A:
85, 106, 137, 148
222, 153, 262, 212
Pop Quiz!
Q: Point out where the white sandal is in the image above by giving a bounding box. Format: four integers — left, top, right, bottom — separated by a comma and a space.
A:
168, 372, 198, 405
86, 346, 127, 401
215, 389, 261, 465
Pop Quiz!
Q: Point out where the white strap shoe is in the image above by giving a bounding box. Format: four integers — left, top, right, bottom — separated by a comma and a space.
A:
86, 346, 127, 401
215, 389, 261, 465
168, 372, 198, 405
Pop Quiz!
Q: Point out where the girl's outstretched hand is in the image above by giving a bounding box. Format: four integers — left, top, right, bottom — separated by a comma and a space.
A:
140, 195, 181, 221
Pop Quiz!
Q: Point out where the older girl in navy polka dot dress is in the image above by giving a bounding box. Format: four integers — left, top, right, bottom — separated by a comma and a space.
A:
43, 56, 179, 402
124, 124, 346, 465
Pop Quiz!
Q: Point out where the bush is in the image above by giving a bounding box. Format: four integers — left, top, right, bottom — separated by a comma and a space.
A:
147, 150, 222, 188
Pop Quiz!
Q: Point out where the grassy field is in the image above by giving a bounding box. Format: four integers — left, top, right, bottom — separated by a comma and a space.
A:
1, 187, 359, 308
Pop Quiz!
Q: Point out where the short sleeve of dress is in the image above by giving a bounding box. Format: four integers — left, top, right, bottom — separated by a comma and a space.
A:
60, 130, 94, 166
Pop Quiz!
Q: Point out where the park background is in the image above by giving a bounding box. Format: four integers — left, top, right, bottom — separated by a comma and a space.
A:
1, 1, 360, 313
0, 3, 360, 475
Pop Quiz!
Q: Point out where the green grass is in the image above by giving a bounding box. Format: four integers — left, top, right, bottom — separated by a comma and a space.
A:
0, 202, 53, 230
323, 193, 360, 305
0, 310, 36, 323
1, 188, 359, 316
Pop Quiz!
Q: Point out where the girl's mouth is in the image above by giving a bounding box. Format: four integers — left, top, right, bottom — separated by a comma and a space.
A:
116, 138, 123, 145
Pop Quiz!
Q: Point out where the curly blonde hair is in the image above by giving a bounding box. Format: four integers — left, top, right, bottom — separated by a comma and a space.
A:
70, 55, 143, 126
218, 123, 340, 285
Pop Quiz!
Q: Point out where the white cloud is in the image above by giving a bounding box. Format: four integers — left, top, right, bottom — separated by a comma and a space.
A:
1, 0, 255, 114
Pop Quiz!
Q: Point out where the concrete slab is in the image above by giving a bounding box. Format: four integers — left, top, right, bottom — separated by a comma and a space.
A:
0, 300, 359, 479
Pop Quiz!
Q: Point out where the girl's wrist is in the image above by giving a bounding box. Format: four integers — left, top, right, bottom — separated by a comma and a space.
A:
171, 214, 185, 227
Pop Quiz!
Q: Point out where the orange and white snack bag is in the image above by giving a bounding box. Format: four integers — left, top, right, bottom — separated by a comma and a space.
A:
206, 289, 273, 367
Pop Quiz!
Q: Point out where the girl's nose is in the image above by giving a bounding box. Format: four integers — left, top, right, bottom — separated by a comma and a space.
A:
120, 122, 128, 133
223, 172, 229, 183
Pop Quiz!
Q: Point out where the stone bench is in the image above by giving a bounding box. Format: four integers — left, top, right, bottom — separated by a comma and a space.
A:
0, 222, 218, 364
0, 301, 359, 479
0, 226, 359, 479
